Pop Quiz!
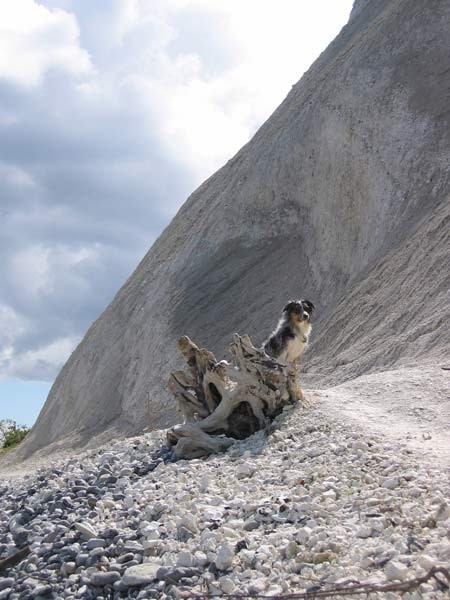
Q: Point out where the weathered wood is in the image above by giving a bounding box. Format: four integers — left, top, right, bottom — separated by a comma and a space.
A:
167, 334, 305, 459
0, 545, 30, 572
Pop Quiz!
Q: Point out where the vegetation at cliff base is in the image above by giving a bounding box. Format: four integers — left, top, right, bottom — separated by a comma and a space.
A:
0, 420, 30, 451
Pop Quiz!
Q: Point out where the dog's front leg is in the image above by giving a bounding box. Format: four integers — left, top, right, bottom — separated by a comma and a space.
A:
288, 360, 311, 407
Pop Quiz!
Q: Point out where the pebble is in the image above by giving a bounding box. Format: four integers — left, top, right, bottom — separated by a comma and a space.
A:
0, 580, 14, 592
385, 560, 410, 581
193, 551, 208, 567
86, 538, 106, 550
434, 501, 450, 522
122, 562, 160, 586
177, 550, 194, 567
74, 522, 97, 540
243, 518, 259, 531
157, 566, 199, 583
418, 555, 437, 570
61, 562, 76, 576
285, 541, 298, 558
382, 477, 399, 490
178, 513, 199, 533
215, 543, 234, 570
122, 541, 145, 553
31, 585, 52, 597
219, 576, 236, 593
90, 571, 121, 586
305, 446, 324, 458
236, 463, 255, 479
356, 526, 373, 539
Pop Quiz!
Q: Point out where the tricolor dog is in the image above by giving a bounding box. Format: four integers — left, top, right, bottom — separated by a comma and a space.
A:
263, 299, 315, 364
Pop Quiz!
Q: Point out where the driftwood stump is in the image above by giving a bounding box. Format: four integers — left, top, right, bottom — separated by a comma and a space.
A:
166, 334, 304, 459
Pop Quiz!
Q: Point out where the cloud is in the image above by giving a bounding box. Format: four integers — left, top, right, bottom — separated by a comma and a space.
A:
0, 0, 353, 382
0, 0, 91, 86
3, 335, 79, 381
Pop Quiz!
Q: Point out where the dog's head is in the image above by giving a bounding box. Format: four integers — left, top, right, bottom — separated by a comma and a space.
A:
283, 299, 315, 323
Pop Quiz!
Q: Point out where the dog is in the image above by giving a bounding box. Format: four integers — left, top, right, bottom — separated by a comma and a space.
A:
263, 299, 315, 365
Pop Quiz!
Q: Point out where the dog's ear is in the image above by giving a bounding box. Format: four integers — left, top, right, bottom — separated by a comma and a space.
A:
302, 299, 315, 313
283, 301, 297, 313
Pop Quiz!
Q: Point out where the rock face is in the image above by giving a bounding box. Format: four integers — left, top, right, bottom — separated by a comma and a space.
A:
16, 0, 450, 457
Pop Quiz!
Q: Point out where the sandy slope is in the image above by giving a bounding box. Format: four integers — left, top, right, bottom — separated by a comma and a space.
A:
308, 366, 450, 468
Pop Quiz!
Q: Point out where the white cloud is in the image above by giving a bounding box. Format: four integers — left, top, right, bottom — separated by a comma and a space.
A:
9, 244, 98, 301
4, 335, 80, 381
0, 0, 92, 86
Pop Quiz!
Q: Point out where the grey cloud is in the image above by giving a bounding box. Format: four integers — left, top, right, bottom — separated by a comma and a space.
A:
0, 22, 198, 380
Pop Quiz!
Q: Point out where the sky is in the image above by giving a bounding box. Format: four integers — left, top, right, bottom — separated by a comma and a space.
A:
0, 0, 354, 427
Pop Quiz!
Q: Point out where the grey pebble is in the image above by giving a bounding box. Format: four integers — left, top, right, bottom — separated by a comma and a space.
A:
86, 538, 106, 550
0, 579, 14, 592
31, 585, 53, 598
90, 571, 121, 586
243, 519, 260, 531
156, 566, 200, 583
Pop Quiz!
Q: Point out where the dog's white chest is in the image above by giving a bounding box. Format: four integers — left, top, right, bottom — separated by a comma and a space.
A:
285, 334, 308, 362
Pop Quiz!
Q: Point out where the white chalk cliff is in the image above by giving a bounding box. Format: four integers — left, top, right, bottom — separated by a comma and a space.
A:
17, 0, 450, 458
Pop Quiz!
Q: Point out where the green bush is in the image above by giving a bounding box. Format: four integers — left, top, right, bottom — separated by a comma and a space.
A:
1, 421, 30, 449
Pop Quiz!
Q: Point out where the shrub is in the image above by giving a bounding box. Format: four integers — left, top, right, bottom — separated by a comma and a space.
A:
0, 420, 30, 449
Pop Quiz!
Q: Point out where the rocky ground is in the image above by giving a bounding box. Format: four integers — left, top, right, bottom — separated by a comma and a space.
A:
1, 371, 450, 599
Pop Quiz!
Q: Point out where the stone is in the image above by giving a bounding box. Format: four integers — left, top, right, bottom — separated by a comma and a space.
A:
434, 502, 450, 522
122, 541, 145, 553
87, 538, 106, 550
156, 567, 199, 584
122, 563, 160, 586
385, 561, 410, 582
285, 541, 299, 559
313, 552, 336, 564
305, 447, 324, 458
61, 562, 77, 576
176, 551, 194, 568
119, 468, 134, 477
219, 576, 236, 594
90, 571, 121, 586
418, 554, 437, 570
215, 544, 234, 571
74, 522, 97, 540
89, 547, 105, 559
356, 526, 373, 539
199, 476, 209, 492
322, 490, 337, 501
12, 527, 29, 547
382, 478, 399, 490
296, 528, 311, 544
178, 513, 198, 533
236, 463, 255, 479
0, 580, 14, 592
101, 528, 119, 539
243, 519, 259, 531
31, 585, 53, 598
76, 553, 89, 566
193, 551, 208, 567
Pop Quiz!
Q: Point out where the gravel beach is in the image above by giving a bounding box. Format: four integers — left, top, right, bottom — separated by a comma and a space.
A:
1, 382, 449, 599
